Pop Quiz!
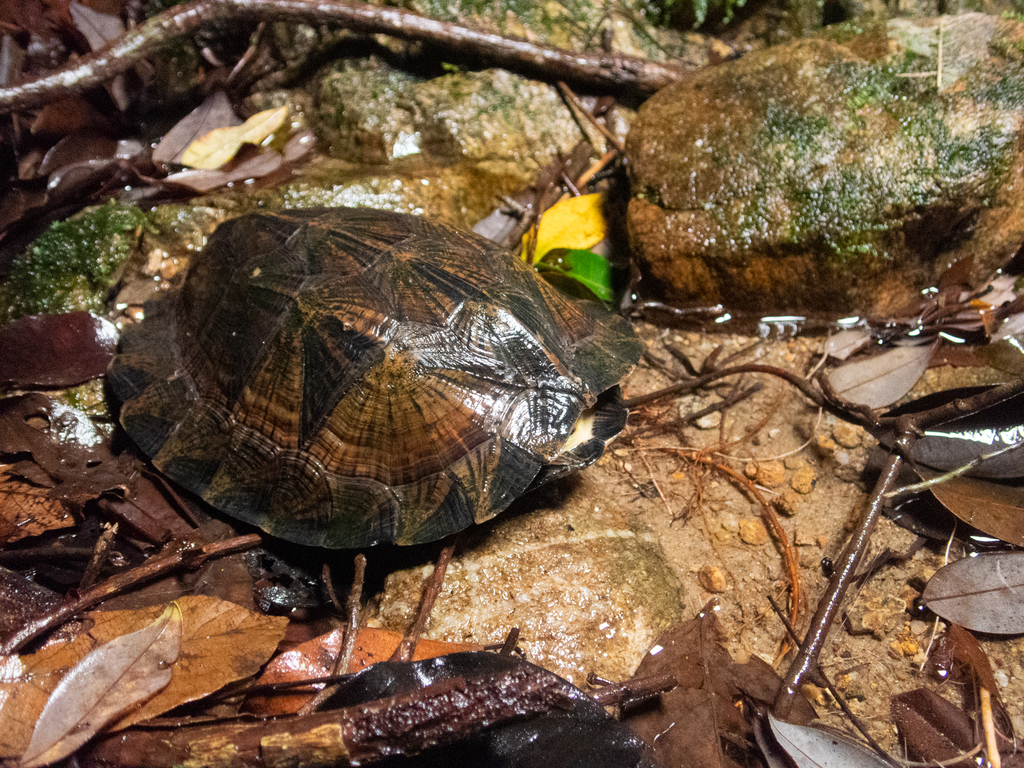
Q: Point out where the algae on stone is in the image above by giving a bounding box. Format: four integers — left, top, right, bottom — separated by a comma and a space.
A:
2, 202, 148, 323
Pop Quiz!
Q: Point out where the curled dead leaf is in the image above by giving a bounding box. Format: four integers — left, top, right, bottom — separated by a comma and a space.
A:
180, 106, 288, 170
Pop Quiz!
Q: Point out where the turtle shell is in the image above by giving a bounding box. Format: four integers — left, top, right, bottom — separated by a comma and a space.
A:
109, 208, 640, 547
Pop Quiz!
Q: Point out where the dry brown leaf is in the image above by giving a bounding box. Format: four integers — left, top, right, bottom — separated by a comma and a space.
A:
180, 107, 288, 170
20, 603, 181, 768
0, 469, 75, 545
0, 596, 287, 757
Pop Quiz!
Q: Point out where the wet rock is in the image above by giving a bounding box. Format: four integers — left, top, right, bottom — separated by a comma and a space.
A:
371, 477, 684, 685
313, 58, 587, 170
256, 160, 526, 230
626, 15, 1024, 314
398, 0, 699, 64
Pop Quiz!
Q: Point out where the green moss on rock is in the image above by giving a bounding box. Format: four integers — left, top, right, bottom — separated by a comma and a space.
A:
626, 22, 1024, 313
2, 202, 147, 322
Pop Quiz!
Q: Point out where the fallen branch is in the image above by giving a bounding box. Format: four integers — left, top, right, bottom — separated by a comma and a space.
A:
0, 0, 688, 114
82, 666, 569, 768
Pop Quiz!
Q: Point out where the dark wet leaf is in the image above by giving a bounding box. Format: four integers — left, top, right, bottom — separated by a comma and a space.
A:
623, 603, 814, 768
826, 342, 936, 408
922, 552, 1024, 634
976, 336, 1024, 375
322, 652, 658, 767
0, 396, 186, 541
938, 255, 974, 294
0, 312, 117, 388
931, 624, 998, 691
20, 603, 182, 768
891, 688, 976, 764
0, 567, 63, 638
0, 34, 26, 87
93, 466, 197, 545
765, 713, 891, 767
0, 466, 76, 545
37, 131, 118, 179
152, 91, 240, 166
907, 394, 1024, 480
919, 469, 1024, 547
928, 624, 1015, 749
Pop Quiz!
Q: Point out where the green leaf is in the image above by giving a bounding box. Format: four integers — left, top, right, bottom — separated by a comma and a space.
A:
536, 248, 614, 302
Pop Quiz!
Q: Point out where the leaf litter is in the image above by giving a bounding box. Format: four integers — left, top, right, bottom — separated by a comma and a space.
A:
0, 595, 286, 760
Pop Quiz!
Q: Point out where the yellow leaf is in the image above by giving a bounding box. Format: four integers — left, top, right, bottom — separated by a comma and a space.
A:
525, 193, 607, 262
180, 107, 288, 170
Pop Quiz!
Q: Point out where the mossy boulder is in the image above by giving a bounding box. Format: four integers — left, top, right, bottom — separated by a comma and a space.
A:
626, 14, 1024, 314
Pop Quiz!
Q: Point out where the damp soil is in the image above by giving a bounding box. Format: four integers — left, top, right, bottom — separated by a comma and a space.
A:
569, 322, 1023, 750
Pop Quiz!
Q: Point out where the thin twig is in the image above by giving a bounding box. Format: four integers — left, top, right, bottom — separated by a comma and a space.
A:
885, 439, 1024, 497
588, 673, 677, 707
575, 149, 618, 189
0, 0, 688, 114
84, 666, 571, 768
556, 81, 625, 153
391, 541, 456, 662
300, 554, 367, 715
623, 363, 826, 410
774, 452, 902, 716
665, 448, 803, 638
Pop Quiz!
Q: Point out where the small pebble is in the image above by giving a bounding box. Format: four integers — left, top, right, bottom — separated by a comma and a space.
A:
832, 422, 863, 448
774, 490, 801, 517
698, 565, 728, 593
783, 456, 806, 470
755, 460, 786, 488
739, 519, 769, 545
909, 620, 928, 635
695, 412, 722, 429
790, 465, 817, 494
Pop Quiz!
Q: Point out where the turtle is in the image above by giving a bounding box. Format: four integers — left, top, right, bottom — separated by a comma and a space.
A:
108, 207, 641, 547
